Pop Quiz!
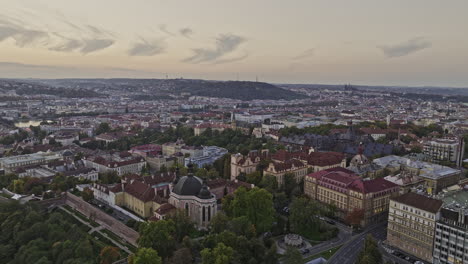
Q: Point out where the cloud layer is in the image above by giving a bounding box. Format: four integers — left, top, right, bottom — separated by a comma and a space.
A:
183, 34, 246, 64
127, 38, 166, 56
378, 37, 432, 58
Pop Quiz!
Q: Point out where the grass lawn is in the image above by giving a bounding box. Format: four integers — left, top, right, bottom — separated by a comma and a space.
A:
303, 245, 342, 263
101, 229, 137, 253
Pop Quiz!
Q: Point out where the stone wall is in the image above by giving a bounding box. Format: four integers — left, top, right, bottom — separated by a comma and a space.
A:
64, 192, 139, 246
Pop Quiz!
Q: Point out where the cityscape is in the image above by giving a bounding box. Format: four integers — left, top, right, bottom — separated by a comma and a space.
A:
1, 1, 468, 264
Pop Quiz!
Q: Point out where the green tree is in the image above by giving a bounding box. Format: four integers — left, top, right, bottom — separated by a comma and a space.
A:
99, 246, 121, 264
169, 247, 192, 264
284, 247, 302, 264
229, 216, 256, 238
357, 235, 382, 264
82, 188, 94, 202
138, 220, 176, 259
0, 173, 18, 189
165, 209, 195, 242
133, 248, 162, 264
289, 197, 332, 240
264, 243, 278, 264
201, 242, 234, 264
96, 122, 111, 135
225, 187, 275, 234
273, 192, 289, 213
246, 171, 262, 185
195, 168, 208, 178
259, 175, 278, 193
13, 179, 25, 193
283, 173, 297, 198
207, 168, 219, 179
223, 156, 231, 179
99, 171, 120, 184
209, 212, 229, 234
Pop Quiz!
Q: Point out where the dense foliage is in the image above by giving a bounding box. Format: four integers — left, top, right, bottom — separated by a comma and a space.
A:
222, 187, 275, 234
0, 201, 117, 264
357, 235, 382, 264
289, 197, 338, 241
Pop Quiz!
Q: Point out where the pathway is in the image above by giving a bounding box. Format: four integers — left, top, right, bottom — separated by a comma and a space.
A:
59, 206, 132, 254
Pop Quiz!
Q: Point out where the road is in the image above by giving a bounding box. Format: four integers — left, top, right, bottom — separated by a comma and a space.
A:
302, 219, 352, 258
328, 222, 388, 264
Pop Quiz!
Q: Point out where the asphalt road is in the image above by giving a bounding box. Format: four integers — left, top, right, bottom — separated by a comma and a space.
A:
328, 222, 388, 264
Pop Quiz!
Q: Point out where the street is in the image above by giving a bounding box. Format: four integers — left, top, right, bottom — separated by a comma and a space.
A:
328, 222, 388, 264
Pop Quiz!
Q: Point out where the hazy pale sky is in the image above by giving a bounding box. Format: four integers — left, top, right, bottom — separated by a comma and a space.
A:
1, 0, 467, 86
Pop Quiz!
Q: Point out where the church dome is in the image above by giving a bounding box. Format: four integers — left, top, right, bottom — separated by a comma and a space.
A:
62, 150, 74, 157
351, 154, 369, 166
197, 185, 212, 199
172, 174, 203, 196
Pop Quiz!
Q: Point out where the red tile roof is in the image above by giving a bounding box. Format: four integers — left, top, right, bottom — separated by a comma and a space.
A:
307, 167, 398, 194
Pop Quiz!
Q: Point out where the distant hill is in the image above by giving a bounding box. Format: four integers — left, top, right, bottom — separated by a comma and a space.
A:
168, 79, 304, 100
0, 79, 103, 98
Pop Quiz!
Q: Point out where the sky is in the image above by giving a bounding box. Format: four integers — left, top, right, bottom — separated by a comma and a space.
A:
0, 0, 467, 87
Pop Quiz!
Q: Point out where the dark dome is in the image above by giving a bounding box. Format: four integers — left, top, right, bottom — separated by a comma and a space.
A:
62, 150, 74, 157
197, 185, 212, 199
172, 175, 203, 196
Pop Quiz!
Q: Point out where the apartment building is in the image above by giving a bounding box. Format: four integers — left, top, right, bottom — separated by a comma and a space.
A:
423, 137, 464, 167
433, 191, 468, 264
387, 192, 443, 263
0, 152, 62, 173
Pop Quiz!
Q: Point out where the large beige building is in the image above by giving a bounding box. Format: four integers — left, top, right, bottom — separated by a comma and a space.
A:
387, 192, 443, 263
0, 151, 62, 173
305, 167, 400, 226
271, 150, 346, 173
146, 153, 184, 171
230, 151, 268, 180
83, 152, 146, 176
264, 160, 308, 186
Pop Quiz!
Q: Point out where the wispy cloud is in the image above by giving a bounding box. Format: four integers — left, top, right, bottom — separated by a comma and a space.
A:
0, 17, 49, 47
212, 53, 248, 64
183, 34, 247, 64
0, 15, 115, 54
292, 48, 315, 60
49, 34, 83, 52
179, 27, 194, 38
80, 39, 115, 54
127, 38, 166, 56
158, 24, 175, 36
378, 37, 432, 58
